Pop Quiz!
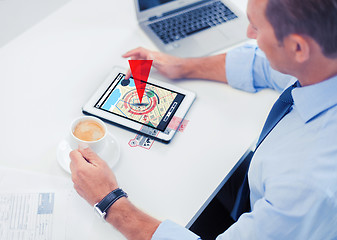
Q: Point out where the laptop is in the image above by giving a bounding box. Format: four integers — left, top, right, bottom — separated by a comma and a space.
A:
134, 0, 249, 57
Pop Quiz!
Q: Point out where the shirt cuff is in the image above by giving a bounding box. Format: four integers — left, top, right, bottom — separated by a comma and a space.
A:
226, 44, 259, 93
151, 220, 201, 240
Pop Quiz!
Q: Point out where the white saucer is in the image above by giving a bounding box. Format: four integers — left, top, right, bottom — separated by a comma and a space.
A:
57, 132, 120, 174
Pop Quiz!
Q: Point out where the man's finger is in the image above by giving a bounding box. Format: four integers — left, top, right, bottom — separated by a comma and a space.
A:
122, 47, 143, 58
78, 146, 104, 166
69, 150, 87, 173
125, 69, 132, 80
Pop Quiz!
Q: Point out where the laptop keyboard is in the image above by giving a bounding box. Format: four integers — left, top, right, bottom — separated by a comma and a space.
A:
149, 1, 238, 44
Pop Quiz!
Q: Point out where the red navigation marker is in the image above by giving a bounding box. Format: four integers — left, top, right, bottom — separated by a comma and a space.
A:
128, 60, 153, 103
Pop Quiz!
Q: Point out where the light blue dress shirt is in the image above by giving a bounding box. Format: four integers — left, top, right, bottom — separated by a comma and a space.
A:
151, 44, 337, 240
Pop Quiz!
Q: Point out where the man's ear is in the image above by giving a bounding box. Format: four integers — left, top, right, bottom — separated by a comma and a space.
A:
287, 34, 310, 63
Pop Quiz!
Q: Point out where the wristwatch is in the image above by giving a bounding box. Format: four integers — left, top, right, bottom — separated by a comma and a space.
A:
94, 188, 128, 220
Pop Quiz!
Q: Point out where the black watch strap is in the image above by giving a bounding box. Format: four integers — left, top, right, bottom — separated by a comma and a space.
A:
94, 188, 128, 219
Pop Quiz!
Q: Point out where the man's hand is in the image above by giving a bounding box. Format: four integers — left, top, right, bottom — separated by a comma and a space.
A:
69, 146, 119, 206
70, 145, 161, 240
122, 47, 188, 80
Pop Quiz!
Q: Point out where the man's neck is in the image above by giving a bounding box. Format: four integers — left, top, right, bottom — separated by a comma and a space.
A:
296, 54, 337, 87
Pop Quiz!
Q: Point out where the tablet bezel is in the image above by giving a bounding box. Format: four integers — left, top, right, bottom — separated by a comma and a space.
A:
82, 66, 196, 143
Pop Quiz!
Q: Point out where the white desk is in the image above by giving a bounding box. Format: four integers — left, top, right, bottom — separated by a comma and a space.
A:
0, 0, 278, 239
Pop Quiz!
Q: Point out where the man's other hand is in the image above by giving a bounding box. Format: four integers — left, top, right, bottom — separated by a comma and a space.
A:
69, 145, 119, 206
122, 47, 187, 80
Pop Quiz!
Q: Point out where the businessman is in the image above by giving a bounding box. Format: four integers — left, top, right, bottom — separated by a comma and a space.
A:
70, 0, 337, 239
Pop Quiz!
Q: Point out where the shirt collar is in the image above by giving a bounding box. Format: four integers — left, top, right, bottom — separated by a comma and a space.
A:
291, 75, 337, 123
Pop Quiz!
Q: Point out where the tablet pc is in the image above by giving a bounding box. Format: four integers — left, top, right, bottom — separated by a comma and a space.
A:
82, 66, 196, 143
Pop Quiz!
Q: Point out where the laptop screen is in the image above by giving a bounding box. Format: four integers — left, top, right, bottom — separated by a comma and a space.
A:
139, 0, 176, 11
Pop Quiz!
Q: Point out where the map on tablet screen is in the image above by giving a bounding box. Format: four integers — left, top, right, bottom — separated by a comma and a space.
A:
95, 73, 185, 132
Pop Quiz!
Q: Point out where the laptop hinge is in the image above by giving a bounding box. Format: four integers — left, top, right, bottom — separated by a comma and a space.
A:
148, 0, 210, 21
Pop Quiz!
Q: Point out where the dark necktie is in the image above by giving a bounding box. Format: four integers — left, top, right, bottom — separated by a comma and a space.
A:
230, 81, 300, 221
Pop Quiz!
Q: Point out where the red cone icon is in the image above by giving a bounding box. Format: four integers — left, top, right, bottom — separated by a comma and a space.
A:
128, 60, 153, 103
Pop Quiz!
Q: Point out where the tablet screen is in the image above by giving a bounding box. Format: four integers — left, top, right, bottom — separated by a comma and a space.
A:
94, 73, 185, 131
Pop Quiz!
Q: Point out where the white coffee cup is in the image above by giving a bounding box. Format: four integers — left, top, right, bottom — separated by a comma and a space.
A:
69, 116, 107, 153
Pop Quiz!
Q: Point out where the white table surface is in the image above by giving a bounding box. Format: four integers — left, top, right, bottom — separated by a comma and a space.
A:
0, 0, 278, 239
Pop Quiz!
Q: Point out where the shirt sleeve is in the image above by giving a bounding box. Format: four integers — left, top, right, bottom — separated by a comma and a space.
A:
151, 220, 201, 240
215, 176, 337, 240
225, 44, 295, 93
152, 183, 336, 240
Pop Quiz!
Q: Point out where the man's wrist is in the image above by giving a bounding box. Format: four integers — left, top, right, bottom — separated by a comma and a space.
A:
104, 197, 135, 228
181, 58, 199, 79
94, 188, 128, 220
105, 197, 161, 240
181, 54, 227, 82
105, 196, 129, 221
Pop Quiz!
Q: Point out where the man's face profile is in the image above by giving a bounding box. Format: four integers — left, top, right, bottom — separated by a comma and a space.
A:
246, 0, 292, 74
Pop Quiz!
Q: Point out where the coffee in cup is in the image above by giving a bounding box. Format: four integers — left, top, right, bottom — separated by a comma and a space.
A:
73, 120, 105, 142
69, 116, 107, 152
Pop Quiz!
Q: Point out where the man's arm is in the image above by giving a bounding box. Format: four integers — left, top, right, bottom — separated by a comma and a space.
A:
69, 146, 161, 240
105, 198, 160, 240
122, 47, 228, 83
123, 45, 295, 93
